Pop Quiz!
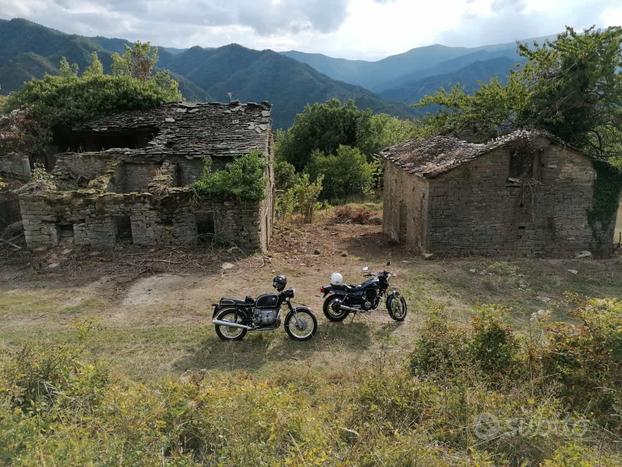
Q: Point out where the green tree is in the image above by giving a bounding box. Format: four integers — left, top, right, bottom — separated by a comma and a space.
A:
416, 26, 622, 158
357, 113, 420, 155
277, 99, 372, 170
275, 159, 297, 191
306, 145, 376, 201
111, 41, 159, 81
83, 52, 104, 78
520, 26, 622, 158
289, 173, 323, 223
58, 56, 79, 78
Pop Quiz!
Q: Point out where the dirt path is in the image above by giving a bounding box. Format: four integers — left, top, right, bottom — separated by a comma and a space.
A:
1, 219, 621, 379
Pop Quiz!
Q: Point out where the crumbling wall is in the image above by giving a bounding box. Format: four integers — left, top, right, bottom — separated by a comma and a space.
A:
16, 101, 275, 253
19, 190, 266, 251
424, 140, 596, 256
0, 152, 31, 180
54, 151, 120, 183
383, 161, 428, 249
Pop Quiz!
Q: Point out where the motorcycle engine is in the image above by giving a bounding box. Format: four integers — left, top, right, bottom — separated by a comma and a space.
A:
253, 308, 278, 325
362, 289, 379, 310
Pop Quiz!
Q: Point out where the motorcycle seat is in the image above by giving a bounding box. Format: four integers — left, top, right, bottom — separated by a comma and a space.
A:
333, 284, 363, 293
220, 296, 255, 306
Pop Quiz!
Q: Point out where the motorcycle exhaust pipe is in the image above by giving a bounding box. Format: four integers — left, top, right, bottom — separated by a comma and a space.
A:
337, 304, 360, 313
212, 319, 252, 330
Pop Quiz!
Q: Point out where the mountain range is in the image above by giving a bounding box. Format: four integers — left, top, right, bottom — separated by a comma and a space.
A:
0, 18, 531, 128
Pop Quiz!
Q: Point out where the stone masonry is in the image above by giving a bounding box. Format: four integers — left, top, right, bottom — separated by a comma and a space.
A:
18, 102, 274, 252
381, 130, 618, 257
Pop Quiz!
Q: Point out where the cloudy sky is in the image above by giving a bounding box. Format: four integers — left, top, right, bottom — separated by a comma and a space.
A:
1, 0, 620, 59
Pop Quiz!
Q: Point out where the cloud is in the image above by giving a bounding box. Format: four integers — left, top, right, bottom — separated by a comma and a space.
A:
439, 0, 615, 46
0, 0, 619, 59
0, 0, 349, 37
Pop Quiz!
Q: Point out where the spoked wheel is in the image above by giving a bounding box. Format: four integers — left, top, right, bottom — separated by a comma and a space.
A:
323, 295, 350, 322
214, 308, 248, 341
284, 308, 317, 341
387, 294, 408, 322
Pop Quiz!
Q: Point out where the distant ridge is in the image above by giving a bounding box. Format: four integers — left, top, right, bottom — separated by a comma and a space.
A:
0, 18, 411, 128
0, 17, 546, 127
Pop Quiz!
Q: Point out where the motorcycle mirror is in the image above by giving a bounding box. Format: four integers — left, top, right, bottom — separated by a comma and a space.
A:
362, 266, 369, 272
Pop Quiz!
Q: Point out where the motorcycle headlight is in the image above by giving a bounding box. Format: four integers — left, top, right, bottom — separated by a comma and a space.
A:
285, 288, 295, 298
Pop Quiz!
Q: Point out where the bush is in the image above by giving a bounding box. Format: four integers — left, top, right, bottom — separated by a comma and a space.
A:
541, 298, 622, 429
274, 159, 297, 191
469, 306, 519, 376
5, 49, 181, 153
193, 152, 266, 202
306, 145, 376, 202
410, 310, 468, 379
7, 73, 180, 130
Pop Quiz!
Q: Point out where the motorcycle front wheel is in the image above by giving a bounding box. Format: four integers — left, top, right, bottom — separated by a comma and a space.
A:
387, 294, 408, 322
214, 308, 248, 341
322, 295, 349, 322
284, 307, 317, 341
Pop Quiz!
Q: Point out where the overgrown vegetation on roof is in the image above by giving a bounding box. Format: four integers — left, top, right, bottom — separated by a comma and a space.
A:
193, 151, 266, 202
4, 43, 181, 153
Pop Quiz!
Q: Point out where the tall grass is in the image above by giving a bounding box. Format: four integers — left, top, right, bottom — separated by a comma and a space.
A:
1, 298, 621, 465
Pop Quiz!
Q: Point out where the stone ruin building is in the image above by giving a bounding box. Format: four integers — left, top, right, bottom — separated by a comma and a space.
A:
10, 102, 274, 252
381, 130, 620, 258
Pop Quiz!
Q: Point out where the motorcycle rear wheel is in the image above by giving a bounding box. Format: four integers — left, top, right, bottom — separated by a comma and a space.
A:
322, 295, 349, 322
214, 308, 248, 341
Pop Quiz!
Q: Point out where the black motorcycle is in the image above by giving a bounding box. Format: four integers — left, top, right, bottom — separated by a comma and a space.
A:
212, 274, 318, 341
320, 267, 407, 322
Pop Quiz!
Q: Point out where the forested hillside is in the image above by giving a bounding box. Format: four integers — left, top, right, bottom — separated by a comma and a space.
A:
0, 18, 411, 128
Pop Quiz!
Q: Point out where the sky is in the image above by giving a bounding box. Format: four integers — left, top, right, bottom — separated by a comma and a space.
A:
0, 0, 620, 60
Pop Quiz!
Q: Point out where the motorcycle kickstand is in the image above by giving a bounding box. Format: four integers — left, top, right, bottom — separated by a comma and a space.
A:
350, 311, 357, 323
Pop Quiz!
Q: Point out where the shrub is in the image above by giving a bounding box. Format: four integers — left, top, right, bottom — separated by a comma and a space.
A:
279, 173, 323, 223
305, 145, 376, 201
6, 73, 180, 131
5, 49, 181, 154
274, 159, 297, 191
193, 152, 266, 202
409, 310, 468, 379
469, 306, 519, 377
541, 298, 622, 430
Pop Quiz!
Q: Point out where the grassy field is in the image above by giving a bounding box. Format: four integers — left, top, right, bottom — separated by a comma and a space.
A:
1, 207, 622, 464
1, 213, 622, 380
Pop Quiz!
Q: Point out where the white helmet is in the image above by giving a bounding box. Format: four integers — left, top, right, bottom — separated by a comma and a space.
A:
330, 272, 344, 285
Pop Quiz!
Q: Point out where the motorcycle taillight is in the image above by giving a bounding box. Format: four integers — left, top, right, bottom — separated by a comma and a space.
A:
320, 286, 325, 294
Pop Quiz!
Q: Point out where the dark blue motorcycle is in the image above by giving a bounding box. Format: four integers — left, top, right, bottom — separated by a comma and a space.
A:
320, 267, 407, 322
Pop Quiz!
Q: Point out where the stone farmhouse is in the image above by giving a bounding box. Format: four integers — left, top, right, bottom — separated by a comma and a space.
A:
380, 130, 619, 257
16, 101, 274, 252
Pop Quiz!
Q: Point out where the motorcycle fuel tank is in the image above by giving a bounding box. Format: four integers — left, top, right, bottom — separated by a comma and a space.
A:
255, 293, 279, 308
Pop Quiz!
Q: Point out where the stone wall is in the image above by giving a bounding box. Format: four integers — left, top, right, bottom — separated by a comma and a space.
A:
0, 152, 31, 180
0, 190, 21, 230
19, 189, 268, 251
423, 138, 597, 256
383, 161, 429, 249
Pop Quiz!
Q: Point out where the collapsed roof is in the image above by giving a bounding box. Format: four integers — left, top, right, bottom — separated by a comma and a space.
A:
68, 101, 272, 158
379, 129, 587, 178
